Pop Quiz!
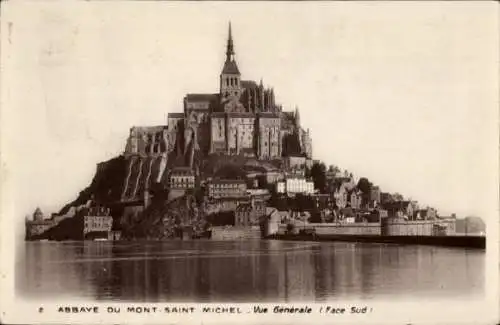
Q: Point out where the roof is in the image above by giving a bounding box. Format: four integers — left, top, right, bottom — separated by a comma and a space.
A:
209, 179, 246, 184
131, 125, 167, 133
170, 167, 194, 176
247, 189, 270, 196
185, 93, 218, 102
222, 60, 240, 75
258, 112, 280, 118
168, 113, 184, 118
241, 80, 257, 89
227, 112, 256, 118
211, 112, 226, 118
27, 219, 53, 225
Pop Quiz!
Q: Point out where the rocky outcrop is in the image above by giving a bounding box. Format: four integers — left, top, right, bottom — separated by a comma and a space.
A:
124, 192, 207, 239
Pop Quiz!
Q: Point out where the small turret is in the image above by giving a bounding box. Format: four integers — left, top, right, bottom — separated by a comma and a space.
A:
33, 207, 44, 221
295, 106, 301, 128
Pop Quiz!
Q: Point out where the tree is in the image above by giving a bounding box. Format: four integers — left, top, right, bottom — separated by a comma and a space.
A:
356, 177, 374, 207
310, 162, 327, 193
392, 193, 404, 201
328, 165, 340, 174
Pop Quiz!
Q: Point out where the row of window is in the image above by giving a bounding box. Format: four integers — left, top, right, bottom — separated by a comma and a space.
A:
225, 77, 239, 87
209, 183, 244, 188
171, 179, 195, 183
84, 223, 111, 229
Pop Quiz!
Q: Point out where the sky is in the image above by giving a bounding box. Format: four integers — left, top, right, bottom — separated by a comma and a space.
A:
1, 2, 498, 236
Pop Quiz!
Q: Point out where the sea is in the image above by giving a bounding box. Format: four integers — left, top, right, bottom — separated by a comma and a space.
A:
16, 240, 485, 302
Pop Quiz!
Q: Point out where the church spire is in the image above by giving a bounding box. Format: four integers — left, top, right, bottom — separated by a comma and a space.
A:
221, 22, 240, 75
226, 22, 235, 62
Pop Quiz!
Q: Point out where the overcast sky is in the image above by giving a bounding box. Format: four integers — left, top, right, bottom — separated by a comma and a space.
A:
1, 2, 498, 232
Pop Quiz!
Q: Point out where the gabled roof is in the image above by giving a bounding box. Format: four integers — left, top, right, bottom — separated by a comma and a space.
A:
185, 93, 218, 102
222, 60, 240, 75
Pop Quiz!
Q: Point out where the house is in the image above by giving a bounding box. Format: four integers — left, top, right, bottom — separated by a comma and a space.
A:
207, 179, 247, 199
333, 183, 349, 209
234, 198, 267, 226
381, 201, 414, 219
414, 207, 437, 220
349, 189, 363, 210
169, 167, 195, 190
276, 176, 314, 196
235, 203, 253, 226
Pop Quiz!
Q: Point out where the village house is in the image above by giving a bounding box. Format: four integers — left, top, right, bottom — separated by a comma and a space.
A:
207, 179, 247, 199
235, 197, 267, 226
284, 155, 307, 176
276, 176, 314, 196
414, 207, 437, 220
169, 167, 195, 190
333, 183, 349, 209
382, 201, 415, 219
235, 203, 253, 226
349, 189, 363, 210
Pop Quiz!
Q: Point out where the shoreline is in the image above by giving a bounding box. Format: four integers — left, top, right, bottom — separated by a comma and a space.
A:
267, 233, 486, 250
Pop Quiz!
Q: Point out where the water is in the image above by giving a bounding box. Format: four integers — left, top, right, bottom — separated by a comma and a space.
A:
17, 240, 484, 302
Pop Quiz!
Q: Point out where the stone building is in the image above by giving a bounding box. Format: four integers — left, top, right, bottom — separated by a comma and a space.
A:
207, 179, 247, 199
169, 167, 195, 190
382, 201, 415, 219
276, 176, 314, 196
124, 126, 169, 156
333, 183, 349, 209
349, 189, 363, 210
25, 208, 55, 239
124, 23, 312, 161
83, 206, 113, 239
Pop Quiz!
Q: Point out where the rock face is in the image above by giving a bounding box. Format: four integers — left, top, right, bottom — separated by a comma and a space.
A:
125, 192, 206, 240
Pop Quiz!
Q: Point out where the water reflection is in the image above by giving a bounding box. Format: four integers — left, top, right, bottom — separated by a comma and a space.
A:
17, 241, 485, 302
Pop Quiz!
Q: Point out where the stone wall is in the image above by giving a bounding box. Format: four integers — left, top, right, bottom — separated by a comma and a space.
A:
277, 222, 381, 236
313, 223, 381, 236
210, 226, 261, 240
381, 218, 455, 236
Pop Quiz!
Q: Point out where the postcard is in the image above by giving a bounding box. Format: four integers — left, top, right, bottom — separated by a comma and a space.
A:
0, 1, 498, 324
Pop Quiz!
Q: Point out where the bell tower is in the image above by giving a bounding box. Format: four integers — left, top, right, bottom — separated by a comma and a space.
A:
220, 22, 242, 101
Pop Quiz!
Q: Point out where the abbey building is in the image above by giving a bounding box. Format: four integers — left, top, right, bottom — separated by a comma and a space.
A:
125, 23, 312, 162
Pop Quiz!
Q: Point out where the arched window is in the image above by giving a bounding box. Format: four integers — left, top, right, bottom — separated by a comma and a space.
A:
226, 78, 229, 87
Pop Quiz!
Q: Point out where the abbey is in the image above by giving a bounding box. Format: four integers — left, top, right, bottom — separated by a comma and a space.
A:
125, 23, 312, 161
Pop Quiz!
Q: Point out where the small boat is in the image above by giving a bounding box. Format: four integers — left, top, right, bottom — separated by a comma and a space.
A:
94, 238, 108, 241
